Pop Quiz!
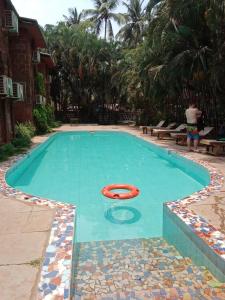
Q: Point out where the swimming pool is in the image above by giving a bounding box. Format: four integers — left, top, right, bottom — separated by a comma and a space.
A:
6, 131, 210, 242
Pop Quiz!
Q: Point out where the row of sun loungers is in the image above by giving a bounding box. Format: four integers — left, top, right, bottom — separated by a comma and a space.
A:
153, 124, 187, 139
140, 121, 225, 155
141, 121, 174, 134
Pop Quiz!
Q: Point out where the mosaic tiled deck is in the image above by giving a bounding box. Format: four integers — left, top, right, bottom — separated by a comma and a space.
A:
0, 126, 225, 299
72, 238, 225, 299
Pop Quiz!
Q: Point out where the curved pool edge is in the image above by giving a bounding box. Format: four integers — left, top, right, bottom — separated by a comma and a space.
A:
163, 153, 225, 281
128, 129, 225, 280
0, 148, 76, 300
0, 127, 224, 299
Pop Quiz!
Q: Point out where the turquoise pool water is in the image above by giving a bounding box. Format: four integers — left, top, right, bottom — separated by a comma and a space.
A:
6, 131, 210, 242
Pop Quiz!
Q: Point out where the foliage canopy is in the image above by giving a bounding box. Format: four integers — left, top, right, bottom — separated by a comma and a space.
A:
45, 0, 225, 127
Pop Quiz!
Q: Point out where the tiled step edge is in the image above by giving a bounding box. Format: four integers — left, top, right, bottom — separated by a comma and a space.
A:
73, 286, 225, 300
73, 265, 215, 297
164, 205, 225, 282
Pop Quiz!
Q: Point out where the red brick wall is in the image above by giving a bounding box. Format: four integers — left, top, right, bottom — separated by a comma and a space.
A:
0, 0, 11, 75
0, 0, 14, 143
0, 0, 52, 142
10, 28, 36, 103
10, 26, 35, 123
13, 102, 33, 123
0, 102, 6, 144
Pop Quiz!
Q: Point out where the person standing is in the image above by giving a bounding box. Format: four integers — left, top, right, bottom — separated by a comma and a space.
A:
185, 103, 202, 151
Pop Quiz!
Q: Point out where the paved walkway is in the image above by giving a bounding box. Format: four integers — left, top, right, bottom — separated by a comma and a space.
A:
0, 193, 55, 300
0, 124, 224, 299
0, 134, 56, 300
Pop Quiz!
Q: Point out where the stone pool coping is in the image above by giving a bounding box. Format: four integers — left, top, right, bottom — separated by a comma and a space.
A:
0, 125, 224, 299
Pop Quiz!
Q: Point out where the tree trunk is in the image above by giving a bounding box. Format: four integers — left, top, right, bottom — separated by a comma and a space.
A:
104, 18, 107, 40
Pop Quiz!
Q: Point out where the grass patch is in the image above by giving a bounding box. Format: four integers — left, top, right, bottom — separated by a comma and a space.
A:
28, 258, 43, 268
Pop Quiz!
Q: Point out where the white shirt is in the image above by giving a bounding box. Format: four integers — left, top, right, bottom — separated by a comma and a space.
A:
185, 108, 199, 124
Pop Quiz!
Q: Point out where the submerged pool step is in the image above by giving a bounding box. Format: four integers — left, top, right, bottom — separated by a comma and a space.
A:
72, 238, 225, 299
74, 286, 225, 300
76, 237, 181, 260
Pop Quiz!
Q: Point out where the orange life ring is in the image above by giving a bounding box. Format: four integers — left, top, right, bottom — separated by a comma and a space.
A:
102, 184, 140, 200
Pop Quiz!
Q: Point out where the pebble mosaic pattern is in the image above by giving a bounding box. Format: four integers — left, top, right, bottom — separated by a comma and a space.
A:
135, 130, 225, 260
72, 238, 225, 299
165, 153, 225, 258
0, 129, 224, 299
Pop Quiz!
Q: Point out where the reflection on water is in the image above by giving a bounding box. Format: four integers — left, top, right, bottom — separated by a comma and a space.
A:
105, 206, 142, 224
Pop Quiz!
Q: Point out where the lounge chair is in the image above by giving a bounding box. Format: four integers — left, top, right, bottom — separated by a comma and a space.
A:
171, 126, 214, 145
140, 120, 165, 134
200, 139, 225, 155
150, 122, 177, 136
153, 124, 187, 140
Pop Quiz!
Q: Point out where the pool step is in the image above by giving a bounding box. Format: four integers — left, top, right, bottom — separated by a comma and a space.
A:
72, 238, 225, 299
73, 287, 225, 300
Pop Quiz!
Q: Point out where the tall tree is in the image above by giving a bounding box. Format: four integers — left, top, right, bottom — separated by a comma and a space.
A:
44, 22, 122, 114
63, 8, 82, 26
83, 0, 124, 40
117, 0, 146, 47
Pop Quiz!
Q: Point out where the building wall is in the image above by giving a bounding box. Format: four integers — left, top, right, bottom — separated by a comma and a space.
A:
0, 0, 14, 143
9, 26, 35, 123
0, 0, 53, 143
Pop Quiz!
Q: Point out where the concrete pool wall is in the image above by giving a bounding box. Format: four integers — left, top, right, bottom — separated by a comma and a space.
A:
0, 125, 224, 299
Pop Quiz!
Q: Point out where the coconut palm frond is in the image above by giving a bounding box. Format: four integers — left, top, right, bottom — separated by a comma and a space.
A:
83, 0, 121, 40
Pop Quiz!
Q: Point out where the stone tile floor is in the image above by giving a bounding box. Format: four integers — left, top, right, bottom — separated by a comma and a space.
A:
0, 191, 55, 300
72, 238, 225, 299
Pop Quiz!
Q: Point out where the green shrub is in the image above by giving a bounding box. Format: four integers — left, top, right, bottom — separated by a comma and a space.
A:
1, 143, 16, 155
0, 143, 16, 161
33, 104, 56, 134
15, 123, 32, 140
24, 122, 36, 137
33, 106, 49, 134
45, 104, 55, 127
12, 122, 35, 149
35, 72, 46, 95
0, 122, 34, 162
12, 137, 30, 148
0, 148, 7, 162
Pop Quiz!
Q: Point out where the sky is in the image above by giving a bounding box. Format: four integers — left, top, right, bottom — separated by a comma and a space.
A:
12, 0, 148, 35
13, 0, 94, 26
12, 0, 127, 32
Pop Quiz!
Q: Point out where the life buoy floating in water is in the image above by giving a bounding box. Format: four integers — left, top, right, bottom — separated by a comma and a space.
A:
102, 184, 140, 200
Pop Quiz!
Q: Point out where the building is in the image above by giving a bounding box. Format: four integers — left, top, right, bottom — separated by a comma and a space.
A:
0, 0, 54, 144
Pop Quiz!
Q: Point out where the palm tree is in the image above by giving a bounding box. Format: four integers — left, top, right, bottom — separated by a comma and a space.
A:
83, 0, 124, 40
63, 8, 82, 26
116, 0, 146, 47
